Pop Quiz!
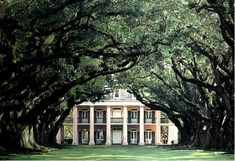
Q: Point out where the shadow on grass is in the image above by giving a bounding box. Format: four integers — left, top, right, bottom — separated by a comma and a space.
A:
1, 145, 234, 160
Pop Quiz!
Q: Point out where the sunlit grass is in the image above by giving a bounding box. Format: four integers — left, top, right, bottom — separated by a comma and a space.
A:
2, 145, 234, 160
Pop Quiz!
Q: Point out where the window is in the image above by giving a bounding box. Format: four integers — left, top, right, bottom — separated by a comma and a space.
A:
114, 89, 119, 98
145, 111, 152, 119
145, 129, 152, 144
145, 130, 152, 139
131, 131, 137, 140
112, 109, 122, 117
130, 129, 137, 144
81, 129, 88, 144
96, 111, 103, 118
82, 111, 88, 119
96, 130, 104, 140
82, 130, 88, 139
131, 111, 138, 119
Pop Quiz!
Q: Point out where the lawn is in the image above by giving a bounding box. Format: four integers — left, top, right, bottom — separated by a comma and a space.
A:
2, 145, 234, 160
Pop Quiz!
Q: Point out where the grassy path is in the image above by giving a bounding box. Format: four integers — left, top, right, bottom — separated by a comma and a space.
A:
2, 145, 234, 160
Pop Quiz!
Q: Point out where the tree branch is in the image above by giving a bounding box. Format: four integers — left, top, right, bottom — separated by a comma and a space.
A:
171, 57, 217, 91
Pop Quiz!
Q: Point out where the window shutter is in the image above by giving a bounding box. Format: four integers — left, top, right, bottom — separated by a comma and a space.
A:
79, 132, 81, 144
128, 111, 131, 123
138, 111, 140, 123
152, 132, 155, 145
88, 131, 90, 143
103, 111, 106, 123
79, 111, 82, 123
94, 132, 97, 144
137, 131, 140, 144
94, 111, 97, 123
88, 111, 90, 123
103, 131, 106, 144
128, 131, 131, 144
152, 111, 155, 123
144, 111, 146, 123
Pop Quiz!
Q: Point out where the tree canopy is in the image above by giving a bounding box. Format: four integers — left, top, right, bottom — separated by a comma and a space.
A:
0, 0, 234, 153
0, 0, 158, 151
115, 0, 234, 151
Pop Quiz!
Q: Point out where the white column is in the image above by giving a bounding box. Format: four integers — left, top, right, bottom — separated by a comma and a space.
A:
155, 111, 161, 145
56, 128, 61, 144
122, 106, 128, 145
167, 124, 172, 144
106, 106, 111, 145
89, 106, 95, 145
139, 106, 145, 145
167, 123, 178, 144
72, 106, 78, 145
173, 124, 179, 144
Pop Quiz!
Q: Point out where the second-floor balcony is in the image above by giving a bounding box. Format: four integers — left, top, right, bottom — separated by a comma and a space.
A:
145, 118, 155, 124
95, 117, 106, 124
78, 118, 89, 123
111, 117, 123, 123
65, 114, 167, 124
128, 118, 139, 124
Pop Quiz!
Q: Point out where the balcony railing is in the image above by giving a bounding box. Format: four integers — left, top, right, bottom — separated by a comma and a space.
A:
65, 116, 163, 124
95, 117, 106, 123
144, 118, 155, 123
111, 117, 123, 123
78, 118, 89, 123
128, 118, 139, 124
161, 118, 169, 123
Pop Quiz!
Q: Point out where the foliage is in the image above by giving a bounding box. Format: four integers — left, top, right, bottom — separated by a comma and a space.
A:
0, 0, 233, 153
0, 0, 157, 151
116, 0, 234, 151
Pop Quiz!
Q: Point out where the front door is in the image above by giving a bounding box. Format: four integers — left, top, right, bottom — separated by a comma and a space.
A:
81, 130, 89, 144
96, 130, 104, 144
130, 131, 137, 144
112, 130, 122, 144
145, 131, 152, 144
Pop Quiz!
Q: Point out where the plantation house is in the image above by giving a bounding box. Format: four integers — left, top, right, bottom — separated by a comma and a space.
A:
56, 89, 178, 145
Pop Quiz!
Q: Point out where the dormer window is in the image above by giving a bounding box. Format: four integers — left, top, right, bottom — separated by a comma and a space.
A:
114, 89, 119, 98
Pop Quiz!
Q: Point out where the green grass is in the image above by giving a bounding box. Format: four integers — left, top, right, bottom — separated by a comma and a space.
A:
2, 145, 234, 160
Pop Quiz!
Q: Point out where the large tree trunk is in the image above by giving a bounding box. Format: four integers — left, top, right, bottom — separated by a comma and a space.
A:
34, 103, 73, 147
178, 128, 193, 145
47, 107, 73, 146
20, 125, 47, 151
0, 120, 47, 152
189, 108, 234, 152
